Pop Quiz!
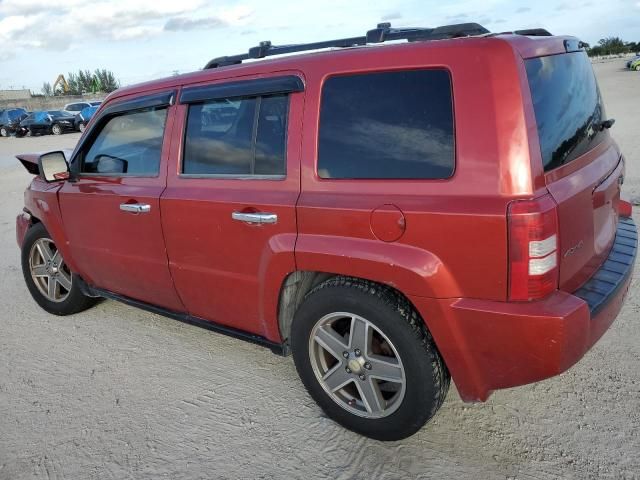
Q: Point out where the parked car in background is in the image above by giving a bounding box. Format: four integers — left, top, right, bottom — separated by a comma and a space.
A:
14, 23, 637, 441
629, 57, 640, 71
626, 55, 640, 68
0, 108, 28, 137
74, 105, 98, 132
20, 110, 76, 136
63, 102, 93, 115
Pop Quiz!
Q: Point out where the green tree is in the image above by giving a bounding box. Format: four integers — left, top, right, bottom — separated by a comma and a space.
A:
94, 69, 119, 93
597, 37, 626, 55
77, 70, 94, 92
65, 72, 82, 95
41, 82, 53, 97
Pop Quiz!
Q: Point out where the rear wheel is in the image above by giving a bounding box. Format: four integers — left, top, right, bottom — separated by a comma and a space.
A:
79, 122, 86, 133
51, 124, 63, 135
291, 277, 450, 440
635, 64, 640, 71
21, 223, 97, 315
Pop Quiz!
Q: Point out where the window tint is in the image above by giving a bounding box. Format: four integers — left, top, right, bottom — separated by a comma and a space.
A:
318, 69, 455, 179
82, 107, 168, 175
255, 96, 288, 175
526, 52, 606, 171
183, 94, 288, 176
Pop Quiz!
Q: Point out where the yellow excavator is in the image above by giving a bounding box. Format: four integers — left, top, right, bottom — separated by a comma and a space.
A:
53, 74, 69, 94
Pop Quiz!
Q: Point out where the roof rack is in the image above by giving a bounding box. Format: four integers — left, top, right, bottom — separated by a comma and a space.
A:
203, 22, 551, 69
204, 22, 491, 69
513, 28, 552, 37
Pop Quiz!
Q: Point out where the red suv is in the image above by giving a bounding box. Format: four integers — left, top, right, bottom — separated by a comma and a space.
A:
16, 23, 637, 440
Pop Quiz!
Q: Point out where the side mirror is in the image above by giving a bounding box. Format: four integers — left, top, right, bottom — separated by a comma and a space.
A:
39, 151, 70, 182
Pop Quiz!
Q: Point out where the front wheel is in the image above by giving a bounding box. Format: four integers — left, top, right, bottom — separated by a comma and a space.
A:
51, 124, 63, 135
21, 223, 97, 315
79, 122, 86, 133
291, 277, 450, 441
635, 64, 640, 71
0, 126, 8, 137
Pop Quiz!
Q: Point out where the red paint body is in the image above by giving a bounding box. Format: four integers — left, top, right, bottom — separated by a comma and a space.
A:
16, 34, 636, 401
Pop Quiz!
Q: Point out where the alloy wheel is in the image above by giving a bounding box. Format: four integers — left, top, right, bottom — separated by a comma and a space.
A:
28, 238, 72, 303
308, 312, 406, 419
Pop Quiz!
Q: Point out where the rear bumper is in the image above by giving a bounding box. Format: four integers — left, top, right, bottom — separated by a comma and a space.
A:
411, 216, 637, 402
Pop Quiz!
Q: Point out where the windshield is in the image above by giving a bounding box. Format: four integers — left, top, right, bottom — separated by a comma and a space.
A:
525, 51, 607, 172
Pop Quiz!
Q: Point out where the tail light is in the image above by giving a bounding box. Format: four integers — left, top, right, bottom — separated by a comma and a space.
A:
508, 194, 559, 301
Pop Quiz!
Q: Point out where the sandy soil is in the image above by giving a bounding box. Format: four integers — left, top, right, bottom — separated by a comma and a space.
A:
0, 61, 638, 480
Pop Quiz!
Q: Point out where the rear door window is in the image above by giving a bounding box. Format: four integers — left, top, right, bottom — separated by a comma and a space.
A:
525, 52, 607, 171
317, 69, 455, 179
182, 94, 289, 176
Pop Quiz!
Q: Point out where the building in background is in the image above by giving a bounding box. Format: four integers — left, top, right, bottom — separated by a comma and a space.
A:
0, 89, 31, 102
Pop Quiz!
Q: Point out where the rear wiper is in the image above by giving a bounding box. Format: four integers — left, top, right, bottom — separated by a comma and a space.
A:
598, 118, 615, 130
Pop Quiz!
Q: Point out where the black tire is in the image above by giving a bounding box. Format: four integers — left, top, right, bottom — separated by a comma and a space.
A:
51, 124, 63, 135
79, 122, 86, 133
0, 126, 8, 137
291, 276, 450, 441
21, 223, 97, 315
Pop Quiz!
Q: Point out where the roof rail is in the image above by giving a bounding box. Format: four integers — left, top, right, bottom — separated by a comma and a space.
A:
203, 22, 553, 69
204, 22, 490, 69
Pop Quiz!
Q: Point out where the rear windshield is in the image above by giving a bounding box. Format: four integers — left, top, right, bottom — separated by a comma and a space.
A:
525, 52, 606, 172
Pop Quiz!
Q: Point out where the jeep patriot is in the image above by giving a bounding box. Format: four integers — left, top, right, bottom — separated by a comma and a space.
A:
16, 23, 637, 440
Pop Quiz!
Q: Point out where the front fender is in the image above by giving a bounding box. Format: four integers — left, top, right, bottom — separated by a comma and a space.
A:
294, 234, 460, 298
22, 179, 82, 276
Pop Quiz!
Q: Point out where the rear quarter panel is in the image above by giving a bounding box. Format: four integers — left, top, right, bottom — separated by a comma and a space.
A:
296, 38, 540, 301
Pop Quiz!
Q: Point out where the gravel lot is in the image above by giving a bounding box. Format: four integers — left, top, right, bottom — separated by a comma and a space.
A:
0, 60, 638, 480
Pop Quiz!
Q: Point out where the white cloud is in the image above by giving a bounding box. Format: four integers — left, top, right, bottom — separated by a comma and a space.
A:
0, 0, 252, 52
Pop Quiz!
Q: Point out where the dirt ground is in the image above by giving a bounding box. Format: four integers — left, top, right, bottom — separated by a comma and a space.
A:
0, 60, 638, 480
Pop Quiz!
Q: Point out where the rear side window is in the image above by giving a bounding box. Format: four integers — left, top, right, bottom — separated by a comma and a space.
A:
182, 94, 289, 176
82, 107, 168, 175
526, 52, 606, 172
318, 69, 455, 179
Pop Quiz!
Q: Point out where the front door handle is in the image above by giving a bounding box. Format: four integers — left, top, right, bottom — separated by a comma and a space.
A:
120, 203, 151, 214
231, 211, 278, 224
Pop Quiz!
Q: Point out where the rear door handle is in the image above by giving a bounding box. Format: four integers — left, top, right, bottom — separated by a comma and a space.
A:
231, 211, 278, 224
120, 203, 151, 214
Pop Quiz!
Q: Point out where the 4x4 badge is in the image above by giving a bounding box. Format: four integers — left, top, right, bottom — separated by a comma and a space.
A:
564, 240, 584, 258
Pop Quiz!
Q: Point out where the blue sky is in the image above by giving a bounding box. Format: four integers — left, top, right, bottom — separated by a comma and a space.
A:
1, 0, 639, 92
